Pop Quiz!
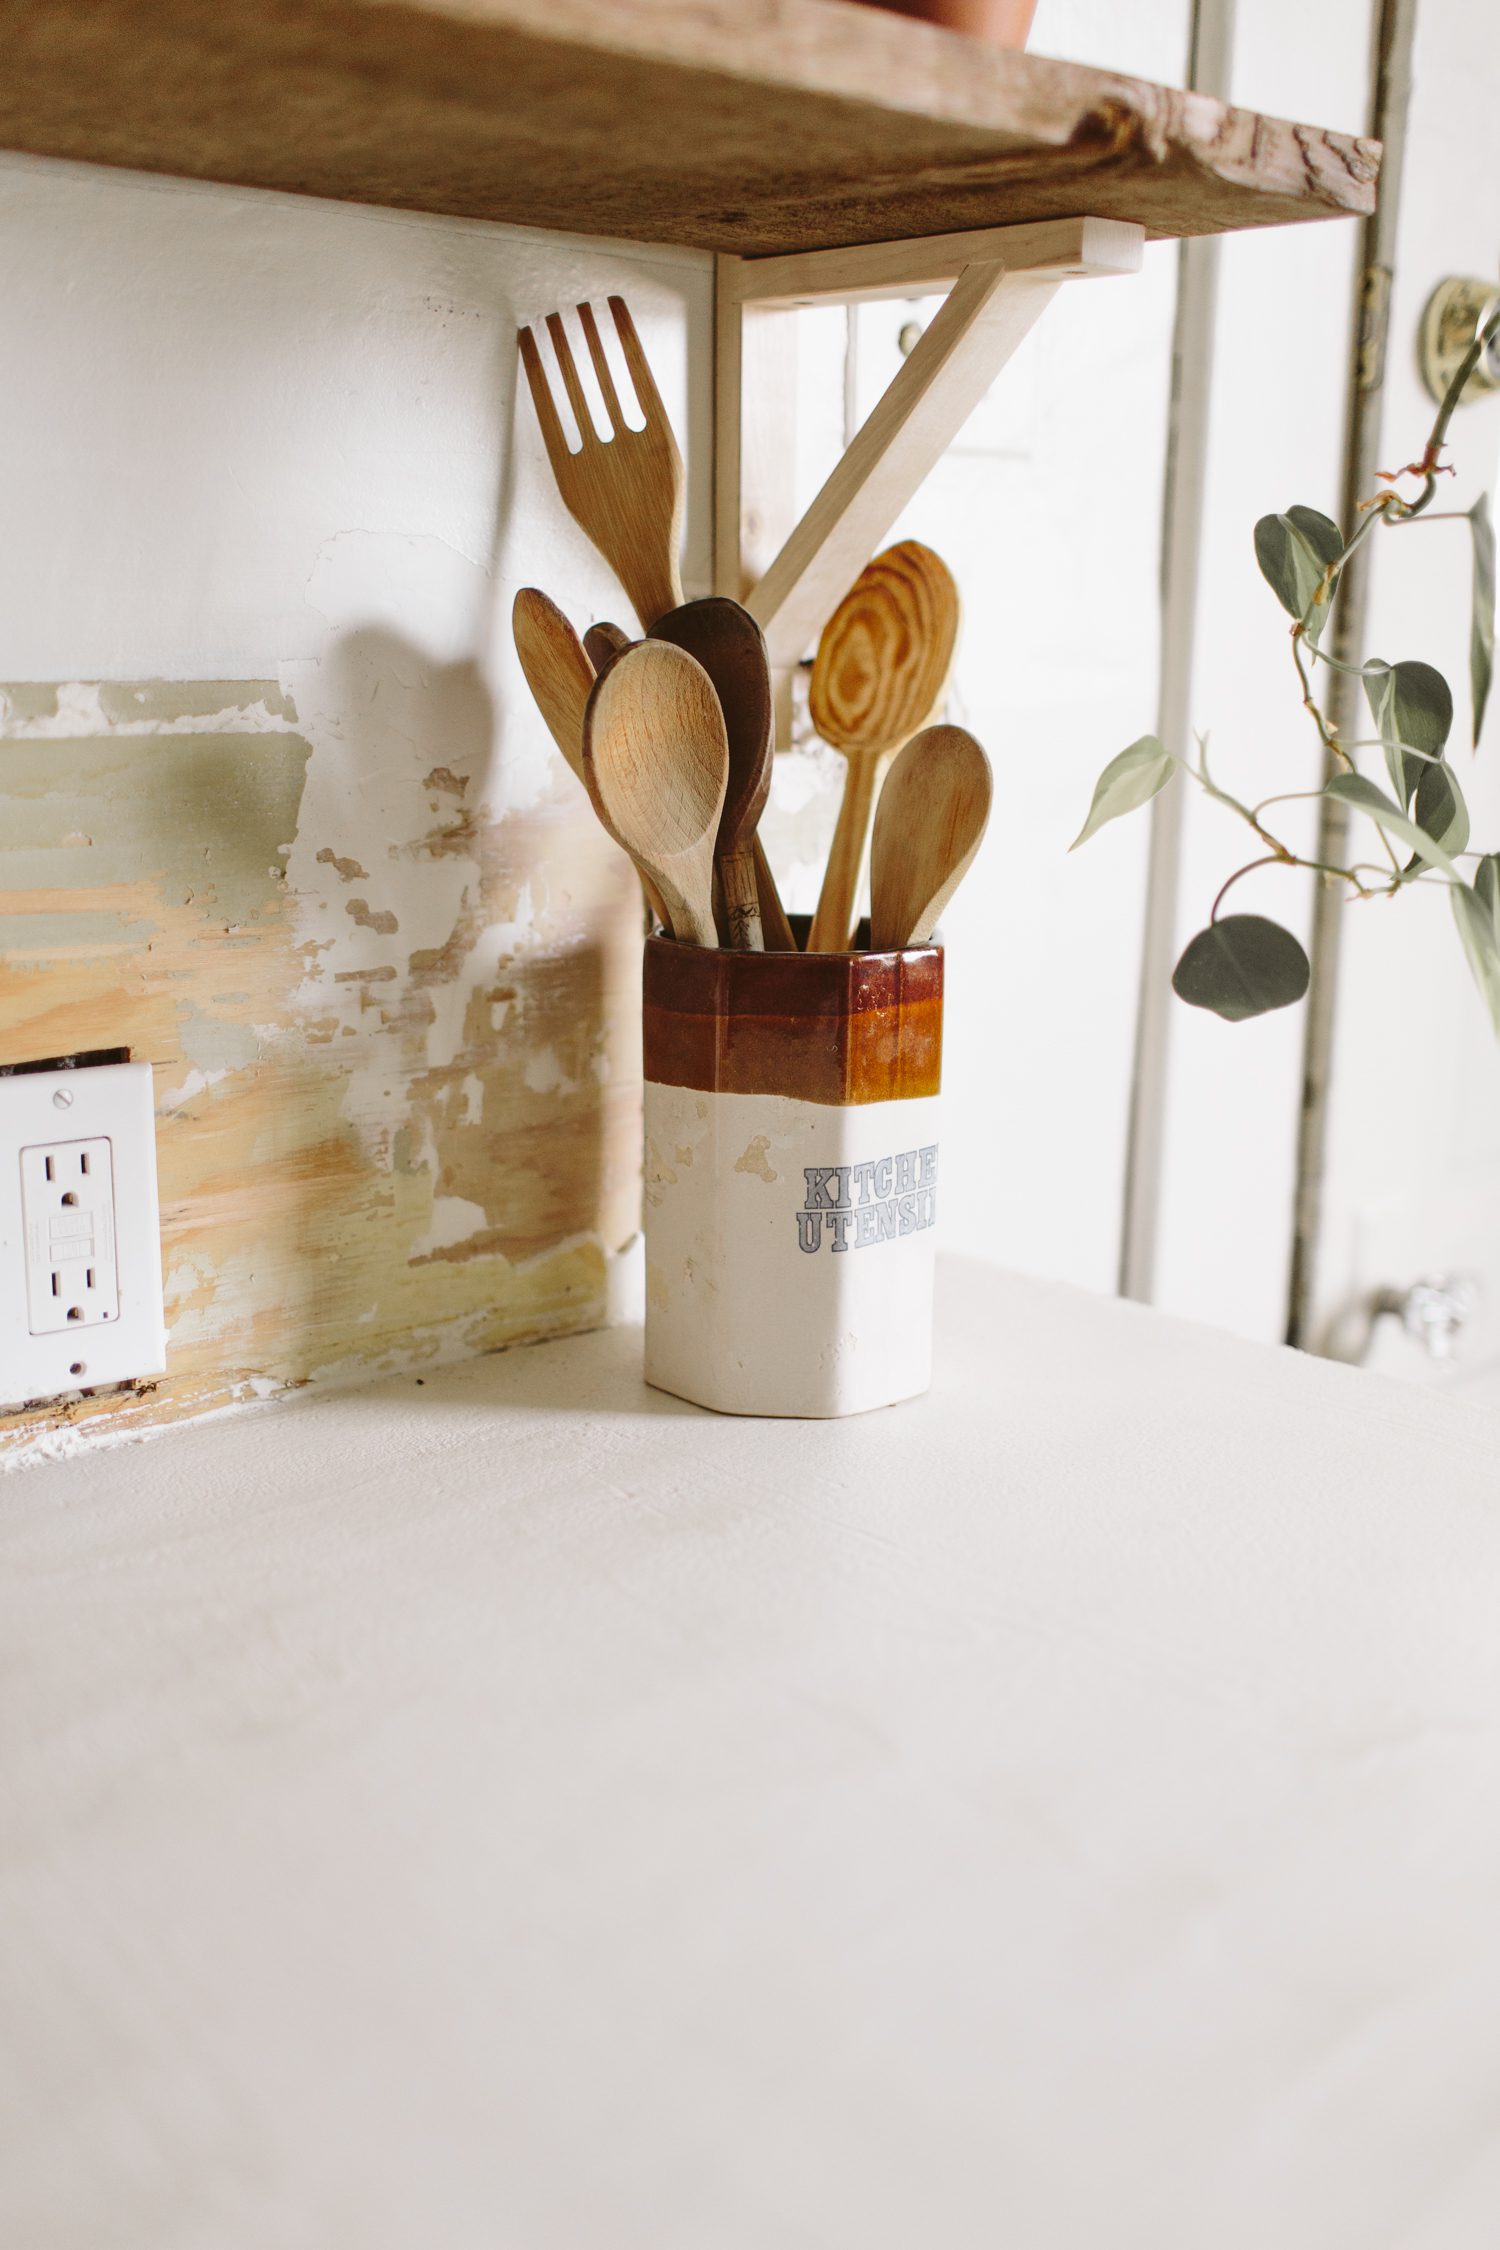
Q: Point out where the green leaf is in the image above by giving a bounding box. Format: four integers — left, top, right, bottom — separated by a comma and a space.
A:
1070, 736, 1177, 850
1362, 658, 1453, 804
1471, 492, 1494, 745
1411, 756, 1470, 857
1451, 880, 1500, 1036
1254, 507, 1344, 644
1325, 770, 1460, 878
1476, 851, 1500, 935
1172, 914, 1311, 1022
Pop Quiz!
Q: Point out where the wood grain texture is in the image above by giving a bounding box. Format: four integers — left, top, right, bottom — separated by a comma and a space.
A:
583, 642, 728, 949
519, 297, 685, 632
0, 679, 646, 1454
807, 542, 960, 952
0, 0, 1379, 254
870, 723, 992, 949
733, 211, 1142, 305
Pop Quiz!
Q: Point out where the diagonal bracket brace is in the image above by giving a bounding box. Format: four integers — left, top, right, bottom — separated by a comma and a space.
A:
713, 215, 1144, 677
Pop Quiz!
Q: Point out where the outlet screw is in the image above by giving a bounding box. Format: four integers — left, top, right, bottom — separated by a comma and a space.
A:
52, 1087, 73, 1109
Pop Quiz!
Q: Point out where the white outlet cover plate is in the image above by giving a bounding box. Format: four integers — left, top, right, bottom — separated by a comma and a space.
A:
0, 1061, 166, 1409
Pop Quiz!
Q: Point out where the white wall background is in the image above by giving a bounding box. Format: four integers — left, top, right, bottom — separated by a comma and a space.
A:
765, 0, 1193, 1297
1312, 0, 1500, 1390
0, 154, 711, 701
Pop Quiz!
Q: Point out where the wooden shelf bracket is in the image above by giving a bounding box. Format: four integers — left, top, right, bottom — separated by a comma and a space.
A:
713, 215, 1145, 677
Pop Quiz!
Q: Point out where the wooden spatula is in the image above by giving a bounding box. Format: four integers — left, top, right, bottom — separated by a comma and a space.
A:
519, 297, 684, 632
512, 588, 593, 782
512, 588, 669, 931
870, 725, 992, 951
583, 642, 728, 949
807, 541, 959, 953
649, 598, 777, 952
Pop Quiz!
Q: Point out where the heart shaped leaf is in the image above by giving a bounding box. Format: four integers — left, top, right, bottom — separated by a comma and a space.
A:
1172, 914, 1311, 1022
1070, 736, 1177, 851
1363, 659, 1454, 805
1452, 878, 1500, 1036
1325, 771, 1460, 878
1412, 756, 1470, 857
1254, 507, 1344, 643
1471, 492, 1495, 744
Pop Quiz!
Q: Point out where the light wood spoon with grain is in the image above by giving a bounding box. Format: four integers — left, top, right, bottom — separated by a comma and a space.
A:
870, 725, 992, 952
806, 541, 959, 953
512, 588, 669, 930
583, 641, 728, 949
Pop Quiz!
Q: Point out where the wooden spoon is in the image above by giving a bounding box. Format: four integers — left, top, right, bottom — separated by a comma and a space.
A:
806, 541, 959, 952
583, 641, 728, 949
512, 587, 593, 782
584, 620, 632, 675
512, 589, 668, 930
870, 725, 992, 951
649, 598, 776, 952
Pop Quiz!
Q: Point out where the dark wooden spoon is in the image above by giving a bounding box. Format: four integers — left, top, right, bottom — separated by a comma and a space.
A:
649, 597, 792, 951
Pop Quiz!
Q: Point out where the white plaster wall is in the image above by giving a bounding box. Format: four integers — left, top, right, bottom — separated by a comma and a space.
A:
0, 156, 712, 683
766, 0, 1192, 1297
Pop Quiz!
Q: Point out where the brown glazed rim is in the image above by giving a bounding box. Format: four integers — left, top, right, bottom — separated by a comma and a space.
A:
643, 935, 943, 1107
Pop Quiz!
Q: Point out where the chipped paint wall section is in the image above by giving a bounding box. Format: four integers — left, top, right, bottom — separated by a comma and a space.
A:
0, 157, 712, 1454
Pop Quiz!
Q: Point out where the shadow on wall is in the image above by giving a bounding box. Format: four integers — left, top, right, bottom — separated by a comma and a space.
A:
0, 618, 645, 1452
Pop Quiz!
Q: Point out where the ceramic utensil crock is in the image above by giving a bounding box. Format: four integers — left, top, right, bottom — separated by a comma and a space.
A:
642, 935, 943, 1417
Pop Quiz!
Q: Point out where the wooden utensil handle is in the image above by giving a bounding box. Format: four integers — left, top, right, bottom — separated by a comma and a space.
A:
753, 837, 796, 951
631, 557, 685, 634
657, 873, 718, 949
808, 754, 878, 952
719, 848, 765, 951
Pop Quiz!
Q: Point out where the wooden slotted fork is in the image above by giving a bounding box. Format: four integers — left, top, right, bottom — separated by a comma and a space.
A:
519, 296, 685, 632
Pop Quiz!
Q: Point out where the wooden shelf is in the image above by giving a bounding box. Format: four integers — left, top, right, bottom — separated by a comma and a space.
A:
3, 0, 1377, 257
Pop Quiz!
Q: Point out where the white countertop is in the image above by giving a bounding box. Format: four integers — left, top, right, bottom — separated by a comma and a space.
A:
4, 1257, 1499, 2249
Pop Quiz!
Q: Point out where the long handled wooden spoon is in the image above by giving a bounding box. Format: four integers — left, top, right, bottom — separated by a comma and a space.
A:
512, 586, 593, 780
870, 725, 992, 951
806, 541, 960, 953
649, 598, 777, 952
512, 588, 669, 930
583, 641, 728, 949
583, 620, 632, 674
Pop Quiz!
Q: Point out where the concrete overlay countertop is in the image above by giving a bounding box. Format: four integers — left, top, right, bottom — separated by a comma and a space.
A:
3, 1257, 1499, 2248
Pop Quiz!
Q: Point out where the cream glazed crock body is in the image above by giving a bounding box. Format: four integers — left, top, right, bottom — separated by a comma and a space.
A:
641, 937, 943, 1418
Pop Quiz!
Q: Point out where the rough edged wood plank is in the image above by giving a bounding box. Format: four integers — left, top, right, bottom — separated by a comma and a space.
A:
735, 213, 1142, 306
747, 262, 1062, 670
0, 0, 1378, 255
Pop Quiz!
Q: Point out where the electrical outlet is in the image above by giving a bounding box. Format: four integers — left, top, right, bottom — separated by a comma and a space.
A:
0, 1061, 165, 1406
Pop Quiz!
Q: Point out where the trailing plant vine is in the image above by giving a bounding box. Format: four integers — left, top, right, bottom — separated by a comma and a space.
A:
1073, 303, 1500, 1031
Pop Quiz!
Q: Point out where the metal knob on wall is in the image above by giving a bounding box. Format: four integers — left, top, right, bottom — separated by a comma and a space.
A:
1325, 1270, 1481, 1366
1419, 276, 1500, 406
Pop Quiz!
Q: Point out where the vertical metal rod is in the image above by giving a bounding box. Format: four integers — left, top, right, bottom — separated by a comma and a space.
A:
1284, 0, 1417, 1347
1118, 0, 1235, 1302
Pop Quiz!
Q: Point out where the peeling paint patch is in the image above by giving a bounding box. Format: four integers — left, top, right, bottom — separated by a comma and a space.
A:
346, 898, 399, 936
97, 679, 299, 726
316, 848, 369, 883
2, 660, 645, 1462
